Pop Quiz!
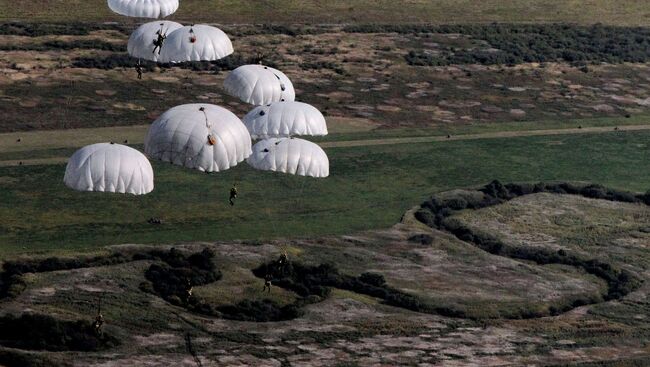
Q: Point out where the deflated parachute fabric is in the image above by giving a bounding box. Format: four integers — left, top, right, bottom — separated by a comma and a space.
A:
144, 104, 252, 172
223, 65, 295, 106
128, 21, 183, 62
64, 143, 154, 195
247, 138, 329, 178
107, 0, 179, 18
159, 25, 234, 63
243, 101, 328, 139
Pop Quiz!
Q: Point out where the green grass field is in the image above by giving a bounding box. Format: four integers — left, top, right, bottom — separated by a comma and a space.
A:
1, 129, 649, 256
2, 0, 650, 25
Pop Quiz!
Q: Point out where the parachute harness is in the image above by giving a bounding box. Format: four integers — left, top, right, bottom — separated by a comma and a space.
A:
200, 107, 216, 146
152, 24, 167, 54
189, 26, 197, 43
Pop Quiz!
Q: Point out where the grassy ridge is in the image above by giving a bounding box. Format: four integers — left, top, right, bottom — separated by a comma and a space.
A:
1, 1, 650, 25
1, 130, 649, 255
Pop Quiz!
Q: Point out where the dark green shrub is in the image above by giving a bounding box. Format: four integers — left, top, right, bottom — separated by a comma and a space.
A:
142, 248, 222, 307
0, 314, 119, 352
218, 299, 303, 322
359, 272, 386, 287
413, 208, 437, 227
407, 234, 433, 245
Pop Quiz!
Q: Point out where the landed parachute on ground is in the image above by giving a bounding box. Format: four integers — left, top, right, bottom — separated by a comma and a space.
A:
158, 25, 233, 63
247, 138, 329, 178
64, 143, 154, 195
144, 104, 252, 172
107, 0, 179, 18
128, 21, 183, 62
243, 101, 328, 139
224, 65, 295, 106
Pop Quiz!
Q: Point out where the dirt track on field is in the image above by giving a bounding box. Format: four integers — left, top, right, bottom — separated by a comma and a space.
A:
1, 124, 649, 167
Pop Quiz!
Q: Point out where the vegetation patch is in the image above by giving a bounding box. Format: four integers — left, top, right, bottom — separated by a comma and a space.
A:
216, 299, 303, 322
253, 259, 470, 318
344, 24, 650, 66
0, 40, 125, 52
0, 349, 66, 367
0, 252, 132, 299
415, 180, 644, 311
72, 53, 278, 72
0, 22, 129, 37
139, 249, 307, 322
139, 248, 222, 308
0, 313, 119, 351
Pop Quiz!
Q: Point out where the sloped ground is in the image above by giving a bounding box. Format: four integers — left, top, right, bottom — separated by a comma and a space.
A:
3, 0, 650, 25
3, 24, 650, 134
0, 188, 648, 366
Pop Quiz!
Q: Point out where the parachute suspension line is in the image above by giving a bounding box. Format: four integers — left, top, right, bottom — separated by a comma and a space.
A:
263, 66, 287, 101
295, 176, 307, 210
200, 107, 216, 146
273, 72, 286, 100
199, 107, 211, 128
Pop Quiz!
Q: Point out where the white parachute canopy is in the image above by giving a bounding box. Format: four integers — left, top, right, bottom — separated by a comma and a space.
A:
243, 101, 328, 139
247, 138, 329, 178
159, 25, 234, 63
64, 143, 154, 195
144, 104, 252, 172
107, 0, 179, 18
128, 21, 183, 62
224, 65, 296, 106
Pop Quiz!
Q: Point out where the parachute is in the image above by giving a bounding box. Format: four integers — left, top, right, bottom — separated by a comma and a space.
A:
128, 21, 183, 62
107, 0, 179, 18
224, 65, 295, 106
64, 143, 154, 195
243, 101, 328, 139
144, 104, 252, 172
246, 138, 329, 178
158, 25, 234, 63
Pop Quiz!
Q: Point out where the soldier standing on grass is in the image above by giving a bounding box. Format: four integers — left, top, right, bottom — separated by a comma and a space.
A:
262, 273, 272, 293
135, 61, 143, 80
92, 295, 104, 335
229, 184, 238, 206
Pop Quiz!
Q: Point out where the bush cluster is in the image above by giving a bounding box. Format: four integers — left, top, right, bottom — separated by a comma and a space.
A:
0, 314, 119, 352
343, 23, 650, 66
415, 180, 644, 303
140, 248, 222, 307
0, 40, 125, 52
71, 55, 155, 71
0, 350, 64, 367
251, 260, 460, 316
404, 234, 433, 245
217, 299, 303, 322
140, 249, 313, 322
0, 22, 129, 36
299, 61, 346, 75
232, 24, 328, 37
72, 53, 277, 72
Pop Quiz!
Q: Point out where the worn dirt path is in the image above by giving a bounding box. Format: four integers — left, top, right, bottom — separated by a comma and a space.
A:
1, 124, 649, 167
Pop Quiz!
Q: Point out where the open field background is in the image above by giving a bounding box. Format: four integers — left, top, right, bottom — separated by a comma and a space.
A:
4, 22, 650, 135
1, 19, 649, 256
2, 0, 650, 25
1, 129, 649, 255
1, 3, 650, 365
0, 188, 647, 366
